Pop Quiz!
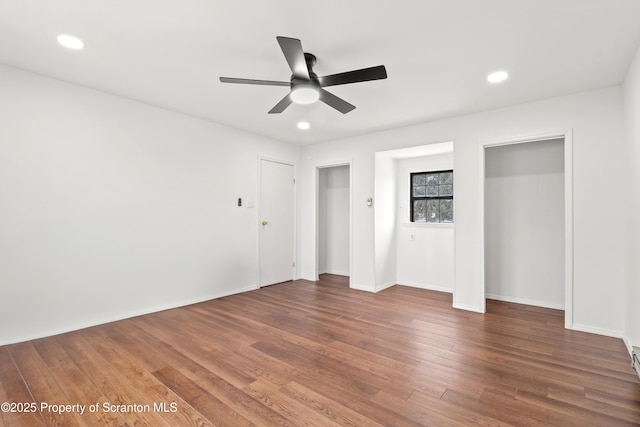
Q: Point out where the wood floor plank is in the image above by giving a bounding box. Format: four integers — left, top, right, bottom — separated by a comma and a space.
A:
0, 348, 45, 427
113, 321, 295, 427
440, 387, 548, 426
0, 274, 638, 426
79, 331, 211, 427
515, 389, 640, 426
406, 389, 516, 426
8, 343, 88, 427
546, 387, 640, 424
243, 380, 344, 427
250, 339, 380, 398
281, 381, 387, 427
124, 318, 257, 389
30, 339, 123, 426
152, 366, 254, 427
55, 332, 176, 427
371, 390, 477, 426
477, 386, 571, 426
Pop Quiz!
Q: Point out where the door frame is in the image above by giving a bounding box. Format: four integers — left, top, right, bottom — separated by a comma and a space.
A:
315, 160, 353, 285
257, 156, 297, 287
478, 130, 574, 329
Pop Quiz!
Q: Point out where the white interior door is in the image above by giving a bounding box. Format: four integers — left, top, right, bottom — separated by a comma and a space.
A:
259, 159, 295, 287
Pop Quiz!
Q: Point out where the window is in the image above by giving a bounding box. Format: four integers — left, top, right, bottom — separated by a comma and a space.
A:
410, 170, 453, 223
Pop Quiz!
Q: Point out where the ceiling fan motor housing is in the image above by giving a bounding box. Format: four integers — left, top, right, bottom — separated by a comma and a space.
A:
291, 53, 319, 87
289, 52, 320, 104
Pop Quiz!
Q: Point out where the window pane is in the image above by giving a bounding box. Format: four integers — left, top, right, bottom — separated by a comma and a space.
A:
426, 174, 439, 185
440, 200, 453, 222
413, 200, 427, 222
412, 174, 426, 186
440, 185, 453, 196
426, 200, 440, 222
440, 172, 453, 185
410, 169, 453, 223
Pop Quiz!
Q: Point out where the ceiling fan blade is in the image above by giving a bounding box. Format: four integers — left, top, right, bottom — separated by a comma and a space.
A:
268, 93, 293, 114
319, 89, 355, 114
220, 77, 290, 86
276, 36, 310, 80
319, 65, 387, 87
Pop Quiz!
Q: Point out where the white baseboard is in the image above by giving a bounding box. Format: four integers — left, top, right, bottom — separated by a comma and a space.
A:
375, 281, 396, 292
397, 281, 453, 294
452, 302, 484, 313
571, 323, 623, 339
623, 335, 634, 356
350, 281, 395, 293
349, 283, 375, 292
323, 270, 350, 277
485, 294, 564, 310
623, 336, 640, 381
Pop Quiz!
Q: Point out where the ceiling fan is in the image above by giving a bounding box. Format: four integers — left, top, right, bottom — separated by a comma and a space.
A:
219, 36, 387, 114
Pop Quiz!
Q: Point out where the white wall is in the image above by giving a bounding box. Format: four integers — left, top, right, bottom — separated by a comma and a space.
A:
396, 154, 454, 292
0, 64, 300, 345
318, 166, 350, 276
373, 154, 397, 290
484, 139, 564, 309
623, 45, 640, 350
299, 86, 625, 336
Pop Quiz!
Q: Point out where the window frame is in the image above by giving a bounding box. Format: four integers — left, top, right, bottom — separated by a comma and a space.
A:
409, 169, 454, 223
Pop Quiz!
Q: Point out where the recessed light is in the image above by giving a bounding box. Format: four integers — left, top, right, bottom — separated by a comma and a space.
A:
487, 70, 508, 83
57, 34, 84, 50
297, 121, 310, 130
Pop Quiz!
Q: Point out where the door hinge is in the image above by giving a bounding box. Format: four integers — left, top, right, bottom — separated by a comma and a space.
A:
293, 261, 296, 267
293, 178, 296, 184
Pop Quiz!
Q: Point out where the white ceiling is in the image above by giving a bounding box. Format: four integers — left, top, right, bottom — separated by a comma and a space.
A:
1, 0, 640, 145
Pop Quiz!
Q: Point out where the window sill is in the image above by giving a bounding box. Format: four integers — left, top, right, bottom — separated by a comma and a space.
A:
402, 222, 454, 229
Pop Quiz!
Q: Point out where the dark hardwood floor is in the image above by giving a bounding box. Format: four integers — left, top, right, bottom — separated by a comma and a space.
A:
1, 274, 638, 426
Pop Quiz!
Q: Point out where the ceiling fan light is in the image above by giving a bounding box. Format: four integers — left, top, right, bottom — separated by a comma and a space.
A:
290, 85, 319, 104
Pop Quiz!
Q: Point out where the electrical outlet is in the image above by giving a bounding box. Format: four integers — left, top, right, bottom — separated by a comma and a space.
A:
410, 234, 415, 241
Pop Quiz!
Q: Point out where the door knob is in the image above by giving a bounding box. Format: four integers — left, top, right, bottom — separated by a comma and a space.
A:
261, 220, 268, 226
